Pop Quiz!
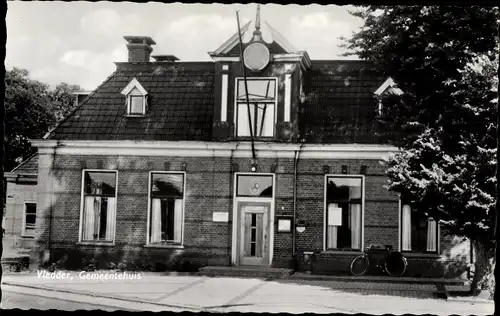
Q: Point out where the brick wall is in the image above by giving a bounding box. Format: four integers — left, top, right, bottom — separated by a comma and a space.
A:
32, 152, 465, 277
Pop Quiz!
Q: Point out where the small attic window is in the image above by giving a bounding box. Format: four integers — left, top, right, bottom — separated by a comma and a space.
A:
373, 77, 404, 116
121, 78, 148, 116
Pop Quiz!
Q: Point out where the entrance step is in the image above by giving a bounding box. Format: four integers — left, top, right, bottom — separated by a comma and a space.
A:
199, 265, 293, 279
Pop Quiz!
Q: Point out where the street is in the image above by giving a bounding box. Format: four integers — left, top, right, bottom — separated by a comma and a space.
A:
2, 287, 119, 311
0, 272, 494, 314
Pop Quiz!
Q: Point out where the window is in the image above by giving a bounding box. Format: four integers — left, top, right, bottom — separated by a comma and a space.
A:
23, 202, 36, 237
126, 88, 146, 115
121, 78, 148, 116
81, 171, 117, 242
236, 175, 273, 197
149, 172, 185, 244
401, 204, 438, 253
129, 95, 145, 115
325, 176, 363, 250
236, 78, 277, 137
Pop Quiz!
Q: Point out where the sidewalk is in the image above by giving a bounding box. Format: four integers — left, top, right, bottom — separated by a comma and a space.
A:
1, 271, 493, 314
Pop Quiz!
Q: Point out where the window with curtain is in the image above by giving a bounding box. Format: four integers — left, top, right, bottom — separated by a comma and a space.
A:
149, 172, 184, 244
236, 78, 276, 138
401, 204, 438, 253
81, 171, 117, 242
23, 202, 37, 237
325, 176, 363, 250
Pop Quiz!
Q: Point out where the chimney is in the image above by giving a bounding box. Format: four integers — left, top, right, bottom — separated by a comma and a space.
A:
124, 36, 156, 62
151, 55, 180, 62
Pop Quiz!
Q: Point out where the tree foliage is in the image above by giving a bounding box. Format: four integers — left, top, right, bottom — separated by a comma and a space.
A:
344, 5, 498, 295
4, 67, 82, 171
343, 5, 499, 147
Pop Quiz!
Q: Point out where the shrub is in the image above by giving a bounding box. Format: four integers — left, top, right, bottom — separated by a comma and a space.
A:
479, 258, 495, 300
82, 258, 97, 272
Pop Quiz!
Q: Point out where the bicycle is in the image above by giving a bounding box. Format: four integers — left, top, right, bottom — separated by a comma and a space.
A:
349, 243, 408, 277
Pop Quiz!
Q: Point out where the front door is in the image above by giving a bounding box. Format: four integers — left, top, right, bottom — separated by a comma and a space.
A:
238, 202, 270, 265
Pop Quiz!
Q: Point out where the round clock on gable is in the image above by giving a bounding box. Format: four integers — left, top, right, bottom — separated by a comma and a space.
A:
243, 42, 270, 71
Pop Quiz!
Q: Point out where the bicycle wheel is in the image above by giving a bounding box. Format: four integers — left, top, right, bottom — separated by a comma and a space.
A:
384, 252, 407, 277
350, 255, 370, 276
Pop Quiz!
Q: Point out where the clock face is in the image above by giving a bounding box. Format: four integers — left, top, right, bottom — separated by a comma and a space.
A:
243, 42, 270, 71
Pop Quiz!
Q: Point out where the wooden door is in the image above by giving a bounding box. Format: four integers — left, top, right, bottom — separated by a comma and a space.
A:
238, 202, 270, 265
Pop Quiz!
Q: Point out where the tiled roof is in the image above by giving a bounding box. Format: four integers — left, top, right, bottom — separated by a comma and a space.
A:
46, 59, 387, 144
9, 154, 38, 174
299, 60, 386, 144
48, 62, 215, 141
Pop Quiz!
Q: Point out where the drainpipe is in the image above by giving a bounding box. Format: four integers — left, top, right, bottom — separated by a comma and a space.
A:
44, 145, 56, 265
228, 142, 239, 266
292, 144, 303, 258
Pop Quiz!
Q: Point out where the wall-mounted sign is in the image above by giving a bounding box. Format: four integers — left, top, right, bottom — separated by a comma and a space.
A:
277, 217, 292, 233
213, 212, 229, 222
328, 204, 342, 226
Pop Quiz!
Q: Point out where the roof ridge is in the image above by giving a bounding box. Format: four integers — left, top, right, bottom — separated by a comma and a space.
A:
43, 70, 120, 140
9, 153, 38, 173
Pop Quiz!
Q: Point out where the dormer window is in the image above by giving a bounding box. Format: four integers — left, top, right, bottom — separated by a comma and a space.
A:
121, 78, 148, 116
374, 77, 404, 116
235, 78, 277, 137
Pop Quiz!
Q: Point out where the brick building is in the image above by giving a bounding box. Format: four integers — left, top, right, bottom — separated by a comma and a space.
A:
3, 155, 39, 261
29, 7, 471, 277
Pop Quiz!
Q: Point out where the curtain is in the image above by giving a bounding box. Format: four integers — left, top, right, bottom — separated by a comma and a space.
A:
402, 205, 412, 251
83, 196, 95, 240
105, 197, 116, 241
426, 218, 437, 252
350, 204, 361, 249
93, 196, 102, 239
327, 226, 338, 249
173, 199, 183, 243
150, 198, 162, 243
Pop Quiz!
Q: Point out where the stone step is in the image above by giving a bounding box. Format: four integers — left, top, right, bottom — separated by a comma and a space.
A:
199, 265, 293, 279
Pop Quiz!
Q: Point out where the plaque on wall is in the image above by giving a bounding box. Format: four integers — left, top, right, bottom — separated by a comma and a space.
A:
213, 212, 229, 222
276, 216, 293, 233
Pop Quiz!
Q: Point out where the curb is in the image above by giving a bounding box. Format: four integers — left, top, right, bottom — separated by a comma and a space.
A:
286, 273, 466, 285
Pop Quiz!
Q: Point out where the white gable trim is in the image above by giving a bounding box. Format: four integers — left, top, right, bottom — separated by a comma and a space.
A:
31, 140, 399, 160
211, 56, 240, 62
210, 21, 252, 56
121, 78, 148, 96
265, 21, 298, 53
374, 77, 404, 96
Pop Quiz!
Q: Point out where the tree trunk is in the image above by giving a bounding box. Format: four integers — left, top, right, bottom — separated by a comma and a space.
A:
469, 239, 491, 296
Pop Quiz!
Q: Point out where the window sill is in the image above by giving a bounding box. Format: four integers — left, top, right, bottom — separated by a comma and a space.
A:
144, 244, 184, 249
124, 114, 147, 118
321, 250, 363, 255
77, 241, 115, 247
401, 252, 440, 259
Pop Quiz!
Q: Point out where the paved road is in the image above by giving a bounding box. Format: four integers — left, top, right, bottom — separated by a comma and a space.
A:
2, 288, 119, 311
1, 273, 494, 315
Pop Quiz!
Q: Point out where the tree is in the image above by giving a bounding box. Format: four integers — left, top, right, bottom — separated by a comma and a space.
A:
343, 5, 498, 147
4, 67, 53, 171
4, 67, 83, 171
49, 82, 82, 124
343, 6, 498, 295
384, 55, 497, 293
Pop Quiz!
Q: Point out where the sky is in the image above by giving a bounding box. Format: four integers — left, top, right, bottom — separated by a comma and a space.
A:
7, 2, 364, 91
